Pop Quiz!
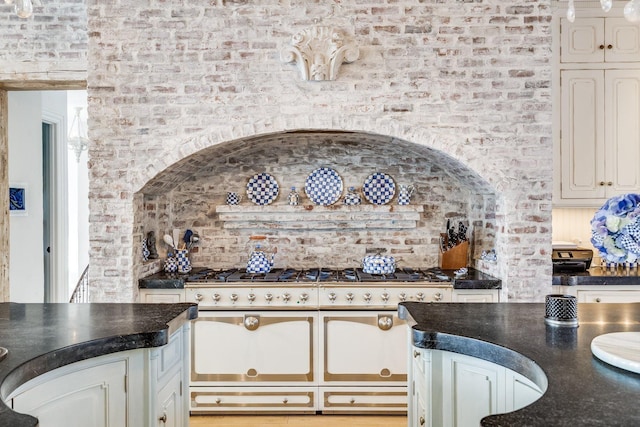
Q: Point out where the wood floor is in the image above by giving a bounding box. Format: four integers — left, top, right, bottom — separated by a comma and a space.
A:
189, 414, 407, 427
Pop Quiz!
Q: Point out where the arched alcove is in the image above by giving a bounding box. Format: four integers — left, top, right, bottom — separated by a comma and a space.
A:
135, 130, 498, 271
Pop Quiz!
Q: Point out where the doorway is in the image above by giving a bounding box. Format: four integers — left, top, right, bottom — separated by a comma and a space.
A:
6, 90, 88, 302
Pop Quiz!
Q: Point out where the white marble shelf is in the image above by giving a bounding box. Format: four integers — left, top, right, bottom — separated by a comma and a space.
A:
214, 204, 423, 230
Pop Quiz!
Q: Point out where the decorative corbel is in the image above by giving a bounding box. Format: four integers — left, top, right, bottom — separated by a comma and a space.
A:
280, 25, 359, 81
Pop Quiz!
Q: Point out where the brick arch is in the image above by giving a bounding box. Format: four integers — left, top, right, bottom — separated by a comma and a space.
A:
134, 116, 502, 197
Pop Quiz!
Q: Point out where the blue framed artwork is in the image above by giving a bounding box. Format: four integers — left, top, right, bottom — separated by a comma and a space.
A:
9, 184, 27, 216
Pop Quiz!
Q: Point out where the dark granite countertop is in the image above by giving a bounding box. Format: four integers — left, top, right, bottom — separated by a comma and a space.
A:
447, 268, 501, 289
553, 266, 640, 286
398, 301, 640, 426
139, 267, 501, 290
0, 303, 198, 427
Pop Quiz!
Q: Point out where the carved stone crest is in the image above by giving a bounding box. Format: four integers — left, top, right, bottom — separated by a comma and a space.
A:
281, 26, 359, 81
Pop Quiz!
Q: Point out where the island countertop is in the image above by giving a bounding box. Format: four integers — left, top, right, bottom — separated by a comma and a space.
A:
399, 301, 640, 426
0, 302, 198, 427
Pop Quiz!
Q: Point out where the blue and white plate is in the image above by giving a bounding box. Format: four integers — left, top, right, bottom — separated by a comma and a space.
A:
305, 167, 344, 206
363, 172, 396, 205
246, 173, 279, 206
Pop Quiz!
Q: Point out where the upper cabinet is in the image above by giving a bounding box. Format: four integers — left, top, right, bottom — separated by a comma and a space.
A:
560, 69, 640, 200
561, 18, 640, 63
554, 11, 640, 207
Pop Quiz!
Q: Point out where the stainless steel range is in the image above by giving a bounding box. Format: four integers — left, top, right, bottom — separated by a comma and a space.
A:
186, 267, 453, 415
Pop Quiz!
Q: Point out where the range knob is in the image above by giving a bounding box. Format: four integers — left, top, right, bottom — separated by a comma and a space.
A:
299, 293, 309, 303
346, 292, 354, 302
194, 293, 203, 302
416, 292, 425, 302
230, 293, 238, 302
282, 293, 291, 302
398, 292, 407, 302
247, 293, 256, 303
433, 292, 443, 302
381, 292, 390, 303
212, 293, 221, 302
363, 292, 372, 303
328, 292, 337, 302
265, 293, 273, 302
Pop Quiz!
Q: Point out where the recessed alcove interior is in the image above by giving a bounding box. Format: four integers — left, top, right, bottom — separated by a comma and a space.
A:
137, 131, 497, 270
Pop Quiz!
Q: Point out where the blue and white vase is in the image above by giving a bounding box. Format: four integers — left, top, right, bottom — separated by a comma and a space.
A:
288, 187, 300, 206
142, 238, 150, 261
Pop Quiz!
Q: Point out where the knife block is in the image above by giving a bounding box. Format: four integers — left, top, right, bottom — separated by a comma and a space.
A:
440, 241, 469, 270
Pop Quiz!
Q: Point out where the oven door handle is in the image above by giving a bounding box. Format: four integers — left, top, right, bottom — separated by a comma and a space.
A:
244, 315, 261, 331
377, 314, 393, 331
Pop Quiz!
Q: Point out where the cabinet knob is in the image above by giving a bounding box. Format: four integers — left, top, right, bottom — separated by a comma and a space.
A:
159, 412, 167, 424
607, 44, 613, 49
607, 181, 613, 186
599, 44, 605, 50
413, 350, 421, 358
596, 297, 602, 303
599, 181, 606, 186
420, 416, 426, 425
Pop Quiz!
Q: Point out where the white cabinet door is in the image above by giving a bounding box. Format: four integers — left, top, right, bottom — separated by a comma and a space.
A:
561, 18, 605, 63
561, 18, 640, 63
452, 290, 499, 302
605, 70, 640, 196
139, 289, 184, 303
157, 369, 183, 427
560, 69, 640, 200
577, 290, 640, 303
12, 360, 127, 427
561, 69, 605, 199
410, 346, 430, 427
505, 370, 544, 413
440, 352, 505, 427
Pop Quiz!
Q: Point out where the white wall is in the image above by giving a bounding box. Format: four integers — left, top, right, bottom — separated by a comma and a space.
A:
66, 90, 89, 295
9, 92, 45, 302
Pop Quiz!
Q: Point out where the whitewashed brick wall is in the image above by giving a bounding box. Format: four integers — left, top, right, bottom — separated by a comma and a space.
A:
0, 0, 87, 82
3, 0, 554, 302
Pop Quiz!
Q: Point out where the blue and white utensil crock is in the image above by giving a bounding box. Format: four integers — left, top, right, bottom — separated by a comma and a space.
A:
397, 184, 415, 205
176, 249, 192, 274
226, 192, 242, 205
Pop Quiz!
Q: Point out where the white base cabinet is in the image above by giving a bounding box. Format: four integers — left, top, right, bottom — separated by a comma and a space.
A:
452, 289, 500, 302
553, 285, 640, 303
408, 346, 544, 427
8, 324, 190, 427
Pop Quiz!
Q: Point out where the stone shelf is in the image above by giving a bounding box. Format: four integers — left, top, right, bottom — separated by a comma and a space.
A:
215, 204, 423, 230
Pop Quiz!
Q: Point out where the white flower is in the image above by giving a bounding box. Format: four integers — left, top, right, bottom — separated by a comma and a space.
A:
605, 215, 631, 232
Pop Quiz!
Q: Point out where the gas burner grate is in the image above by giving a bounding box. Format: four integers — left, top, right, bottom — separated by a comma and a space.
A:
225, 268, 302, 282
186, 268, 237, 282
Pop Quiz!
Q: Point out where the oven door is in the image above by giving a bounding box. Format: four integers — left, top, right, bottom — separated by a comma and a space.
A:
191, 310, 317, 385
319, 310, 407, 384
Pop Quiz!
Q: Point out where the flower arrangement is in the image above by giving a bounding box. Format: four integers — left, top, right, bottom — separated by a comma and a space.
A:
590, 193, 640, 264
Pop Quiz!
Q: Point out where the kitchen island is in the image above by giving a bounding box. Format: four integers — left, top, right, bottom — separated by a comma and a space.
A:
0, 303, 197, 427
399, 301, 640, 426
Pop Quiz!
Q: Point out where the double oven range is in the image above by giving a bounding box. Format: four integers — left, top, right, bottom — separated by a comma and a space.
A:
185, 266, 453, 414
